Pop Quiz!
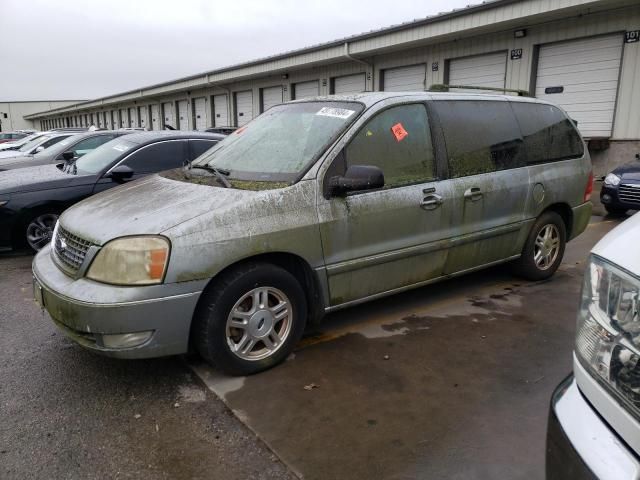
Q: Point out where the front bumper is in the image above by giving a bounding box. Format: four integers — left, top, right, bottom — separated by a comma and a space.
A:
32, 245, 207, 359
600, 184, 640, 211
547, 375, 640, 480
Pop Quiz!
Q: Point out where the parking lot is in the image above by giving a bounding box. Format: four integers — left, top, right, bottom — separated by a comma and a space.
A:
1, 206, 627, 480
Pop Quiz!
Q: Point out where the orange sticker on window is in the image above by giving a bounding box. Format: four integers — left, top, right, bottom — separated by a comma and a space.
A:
391, 123, 408, 142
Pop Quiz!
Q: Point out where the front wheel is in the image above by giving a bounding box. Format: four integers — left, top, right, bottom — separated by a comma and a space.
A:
25, 212, 59, 252
512, 211, 566, 281
193, 262, 307, 376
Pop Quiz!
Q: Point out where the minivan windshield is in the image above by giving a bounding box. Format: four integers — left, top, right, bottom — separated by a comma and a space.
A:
192, 101, 363, 181
74, 138, 138, 174
19, 135, 52, 152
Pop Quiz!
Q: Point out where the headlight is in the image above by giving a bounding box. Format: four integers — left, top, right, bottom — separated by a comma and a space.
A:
86, 236, 170, 285
604, 173, 621, 186
576, 255, 640, 419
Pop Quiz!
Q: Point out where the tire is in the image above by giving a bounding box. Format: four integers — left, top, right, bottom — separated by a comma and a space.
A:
24, 211, 59, 252
604, 205, 627, 216
511, 211, 566, 281
193, 262, 307, 376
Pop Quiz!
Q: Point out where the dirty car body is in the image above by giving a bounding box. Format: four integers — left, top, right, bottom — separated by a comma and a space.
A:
33, 92, 593, 374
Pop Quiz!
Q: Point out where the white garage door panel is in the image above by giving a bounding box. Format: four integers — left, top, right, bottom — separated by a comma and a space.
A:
333, 74, 366, 94
213, 94, 229, 127
129, 108, 137, 127
383, 65, 426, 91
139, 107, 148, 129
449, 52, 506, 91
235, 91, 253, 126
177, 100, 188, 129
162, 102, 174, 128
262, 86, 282, 112
293, 81, 319, 99
536, 34, 622, 138
193, 98, 207, 130
120, 109, 128, 127
150, 105, 159, 130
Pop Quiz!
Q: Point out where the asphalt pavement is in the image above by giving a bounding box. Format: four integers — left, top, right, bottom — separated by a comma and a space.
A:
0, 251, 295, 480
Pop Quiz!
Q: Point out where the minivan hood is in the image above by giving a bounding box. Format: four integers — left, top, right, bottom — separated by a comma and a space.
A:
60, 174, 255, 245
0, 164, 91, 195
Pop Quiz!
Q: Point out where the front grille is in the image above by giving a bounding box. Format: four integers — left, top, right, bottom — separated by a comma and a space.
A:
53, 225, 93, 273
618, 184, 640, 206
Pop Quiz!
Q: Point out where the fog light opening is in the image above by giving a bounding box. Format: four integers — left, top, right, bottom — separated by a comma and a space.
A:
101, 331, 154, 349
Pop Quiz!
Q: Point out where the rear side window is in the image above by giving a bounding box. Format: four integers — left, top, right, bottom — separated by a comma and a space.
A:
510, 102, 584, 164
188, 139, 218, 161
72, 135, 117, 156
345, 103, 436, 188
123, 140, 187, 173
432, 100, 525, 178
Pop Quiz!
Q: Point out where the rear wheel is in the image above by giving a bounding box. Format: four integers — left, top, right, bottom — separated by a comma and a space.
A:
512, 211, 566, 281
25, 212, 59, 252
193, 262, 307, 376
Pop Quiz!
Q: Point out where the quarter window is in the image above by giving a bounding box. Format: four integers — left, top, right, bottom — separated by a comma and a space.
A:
345, 104, 435, 188
432, 100, 525, 178
510, 102, 584, 164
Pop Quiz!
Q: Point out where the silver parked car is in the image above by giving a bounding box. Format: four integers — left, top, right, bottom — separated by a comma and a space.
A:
32, 92, 593, 375
547, 212, 639, 479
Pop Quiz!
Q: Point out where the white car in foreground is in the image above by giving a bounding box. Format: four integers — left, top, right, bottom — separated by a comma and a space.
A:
547, 213, 640, 479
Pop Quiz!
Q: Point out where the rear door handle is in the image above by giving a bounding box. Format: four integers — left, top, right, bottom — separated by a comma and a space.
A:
463, 187, 483, 201
421, 193, 443, 210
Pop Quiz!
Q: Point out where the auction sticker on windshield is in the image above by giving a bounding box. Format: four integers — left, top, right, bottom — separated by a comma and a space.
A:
112, 144, 130, 152
316, 107, 355, 119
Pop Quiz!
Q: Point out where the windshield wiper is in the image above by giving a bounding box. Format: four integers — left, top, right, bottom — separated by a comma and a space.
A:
190, 165, 232, 188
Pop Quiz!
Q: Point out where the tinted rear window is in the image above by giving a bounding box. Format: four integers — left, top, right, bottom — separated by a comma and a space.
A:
510, 102, 584, 164
431, 100, 525, 178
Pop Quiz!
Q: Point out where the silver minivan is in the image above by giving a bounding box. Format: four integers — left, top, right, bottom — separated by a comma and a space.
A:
32, 92, 593, 375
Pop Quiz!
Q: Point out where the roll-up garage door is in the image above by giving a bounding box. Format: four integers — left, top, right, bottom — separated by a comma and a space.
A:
293, 80, 319, 99
535, 34, 623, 138
235, 91, 253, 126
383, 64, 426, 91
119, 109, 128, 128
448, 52, 507, 93
193, 97, 207, 130
162, 102, 174, 129
213, 95, 229, 127
332, 73, 366, 94
150, 105, 160, 130
261, 86, 283, 113
177, 100, 189, 129
111, 111, 118, 129
129, 107, 137, 128
138, 106, 148, 130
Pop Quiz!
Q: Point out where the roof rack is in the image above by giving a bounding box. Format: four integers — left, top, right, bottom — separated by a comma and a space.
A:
428, 84, 532, 96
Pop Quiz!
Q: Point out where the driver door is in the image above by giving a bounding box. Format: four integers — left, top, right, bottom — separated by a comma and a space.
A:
92, 140, 189, 194
317, 102, 454, 306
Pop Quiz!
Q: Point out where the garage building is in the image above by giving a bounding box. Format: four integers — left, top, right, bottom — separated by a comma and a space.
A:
24, 0, 640, 174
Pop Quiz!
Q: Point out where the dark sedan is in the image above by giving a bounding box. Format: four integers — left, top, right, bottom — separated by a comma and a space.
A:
600, 153, 640, 215
0, 131, 225, 251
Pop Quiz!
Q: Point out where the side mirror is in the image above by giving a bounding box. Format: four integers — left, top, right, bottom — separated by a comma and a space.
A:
61, 151, 75, 161
34, 146, 45, 153
108, 164, 134, 182
329, 165, 384, 196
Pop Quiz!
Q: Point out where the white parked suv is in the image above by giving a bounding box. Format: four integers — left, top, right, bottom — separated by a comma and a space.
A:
547, 213, 640, 479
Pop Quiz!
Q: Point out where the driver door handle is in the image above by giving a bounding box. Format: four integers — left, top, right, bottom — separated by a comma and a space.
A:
463, 187, 483, 201
421, 192, 443, 210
